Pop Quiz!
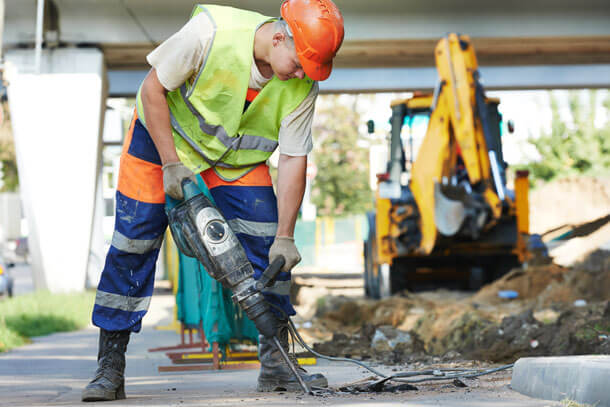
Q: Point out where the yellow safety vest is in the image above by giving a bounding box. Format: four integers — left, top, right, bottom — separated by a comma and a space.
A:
137, 4, 314, 180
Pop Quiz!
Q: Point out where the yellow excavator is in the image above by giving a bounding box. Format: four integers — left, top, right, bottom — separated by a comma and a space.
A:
364, 33, 543, 298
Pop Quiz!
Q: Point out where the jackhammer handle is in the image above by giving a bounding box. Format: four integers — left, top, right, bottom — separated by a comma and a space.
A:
256, 255, 286, 290
266, 255, 286, 284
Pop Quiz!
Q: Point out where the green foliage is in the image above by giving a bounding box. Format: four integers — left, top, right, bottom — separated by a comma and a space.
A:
311, 95, 373, 216
560, 399, 597, 407
0, 102, 19, 192
574, 322, 610, 341
520, 90, 610, 184
0, 291, 95, 352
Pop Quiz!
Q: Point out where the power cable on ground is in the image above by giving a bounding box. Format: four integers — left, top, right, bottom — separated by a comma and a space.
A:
267, 303, 514, 394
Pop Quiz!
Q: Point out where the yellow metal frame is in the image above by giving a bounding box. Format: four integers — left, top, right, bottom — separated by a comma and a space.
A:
375, 191, 394, 267
513, 170, 531, 262
514, 171, 530, 236
180, 352, 317, 366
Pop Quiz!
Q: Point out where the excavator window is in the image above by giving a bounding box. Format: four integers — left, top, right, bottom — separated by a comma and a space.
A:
402, 110, 431, 170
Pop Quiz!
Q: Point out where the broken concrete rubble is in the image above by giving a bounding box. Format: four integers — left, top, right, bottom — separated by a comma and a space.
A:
371, 326, 414, 353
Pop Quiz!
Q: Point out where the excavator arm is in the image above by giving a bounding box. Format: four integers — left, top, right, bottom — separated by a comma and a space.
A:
411, 33, 504, 254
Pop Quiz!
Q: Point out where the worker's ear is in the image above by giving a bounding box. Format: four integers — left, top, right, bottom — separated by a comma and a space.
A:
272, 31, 286, 48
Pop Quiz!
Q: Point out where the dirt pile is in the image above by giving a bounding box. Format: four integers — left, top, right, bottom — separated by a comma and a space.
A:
469, 303, 610, 362
307, 250, 610, 363
470, 263, 568, 306
321, 296, 416, 328
472, 249, 610, 307
529, 176, 610, 234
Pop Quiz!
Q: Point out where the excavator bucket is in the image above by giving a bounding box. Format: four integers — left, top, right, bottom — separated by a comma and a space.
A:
434, 183, 466, 236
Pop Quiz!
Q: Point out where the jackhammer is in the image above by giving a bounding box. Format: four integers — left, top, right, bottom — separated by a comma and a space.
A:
166, 179, 312, 394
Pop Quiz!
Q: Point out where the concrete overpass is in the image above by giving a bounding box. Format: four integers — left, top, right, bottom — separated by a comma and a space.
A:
1, 0, 609, 293
5, 0, 610, 93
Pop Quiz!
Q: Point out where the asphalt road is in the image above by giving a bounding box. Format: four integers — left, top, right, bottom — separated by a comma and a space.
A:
9, 262, 34, 296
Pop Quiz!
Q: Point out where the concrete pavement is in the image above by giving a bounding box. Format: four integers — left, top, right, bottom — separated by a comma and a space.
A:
0, 289, 563, 407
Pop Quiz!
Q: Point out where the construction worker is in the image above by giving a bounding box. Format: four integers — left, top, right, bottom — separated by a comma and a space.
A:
82, 0, 344, 402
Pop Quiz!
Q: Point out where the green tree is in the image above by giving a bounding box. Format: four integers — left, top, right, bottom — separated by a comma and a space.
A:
523, 90, 610, 183
310, 95, 373, 216
0, 101, 19, 192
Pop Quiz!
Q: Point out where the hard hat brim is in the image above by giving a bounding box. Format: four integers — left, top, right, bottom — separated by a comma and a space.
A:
300, 56, 332, 81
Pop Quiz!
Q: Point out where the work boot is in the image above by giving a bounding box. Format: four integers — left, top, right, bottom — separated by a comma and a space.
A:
82, 329, 130, 402
257, 322, 328, 392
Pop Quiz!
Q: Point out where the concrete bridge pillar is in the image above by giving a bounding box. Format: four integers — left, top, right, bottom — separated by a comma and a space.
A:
5, 47, 106, 292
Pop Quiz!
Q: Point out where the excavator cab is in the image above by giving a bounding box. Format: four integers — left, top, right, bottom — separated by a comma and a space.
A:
400, 95, 509, 198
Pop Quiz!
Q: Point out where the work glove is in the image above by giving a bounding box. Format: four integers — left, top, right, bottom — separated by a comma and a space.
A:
162, 162, 197, 200
269, 236, 301, 273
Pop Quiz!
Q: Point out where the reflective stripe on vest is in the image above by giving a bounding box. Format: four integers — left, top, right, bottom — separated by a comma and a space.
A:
174, 83, 278, 159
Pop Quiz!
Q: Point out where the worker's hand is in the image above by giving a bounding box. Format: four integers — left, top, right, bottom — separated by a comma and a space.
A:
162, 161, 197, 200
269, 236, 301, 273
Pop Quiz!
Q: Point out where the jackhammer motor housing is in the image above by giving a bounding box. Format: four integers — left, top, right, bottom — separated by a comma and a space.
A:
166, 180, 277, 338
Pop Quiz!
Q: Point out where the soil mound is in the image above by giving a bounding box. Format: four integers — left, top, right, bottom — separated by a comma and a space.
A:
530, 176, 610, 234
308, 250, 610, 363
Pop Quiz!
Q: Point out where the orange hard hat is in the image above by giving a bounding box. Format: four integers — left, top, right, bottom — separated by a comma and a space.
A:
280, 0, 344, 81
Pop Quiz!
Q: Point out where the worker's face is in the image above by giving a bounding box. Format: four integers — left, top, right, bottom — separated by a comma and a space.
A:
270, 33, 305, 81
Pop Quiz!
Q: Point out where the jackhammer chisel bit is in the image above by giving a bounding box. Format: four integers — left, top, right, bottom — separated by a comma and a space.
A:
273, 335, 311, 394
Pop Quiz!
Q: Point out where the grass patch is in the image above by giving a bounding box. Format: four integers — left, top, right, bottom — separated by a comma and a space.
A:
561, 399, 598, 407
574, 323, 610, 341
0, 290, 95, 353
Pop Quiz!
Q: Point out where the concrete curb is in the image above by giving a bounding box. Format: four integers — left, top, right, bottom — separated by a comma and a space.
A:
511, 355, 610, 407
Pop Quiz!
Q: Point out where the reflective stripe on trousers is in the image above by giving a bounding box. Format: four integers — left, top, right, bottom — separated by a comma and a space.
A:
92, 114, 294, 333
